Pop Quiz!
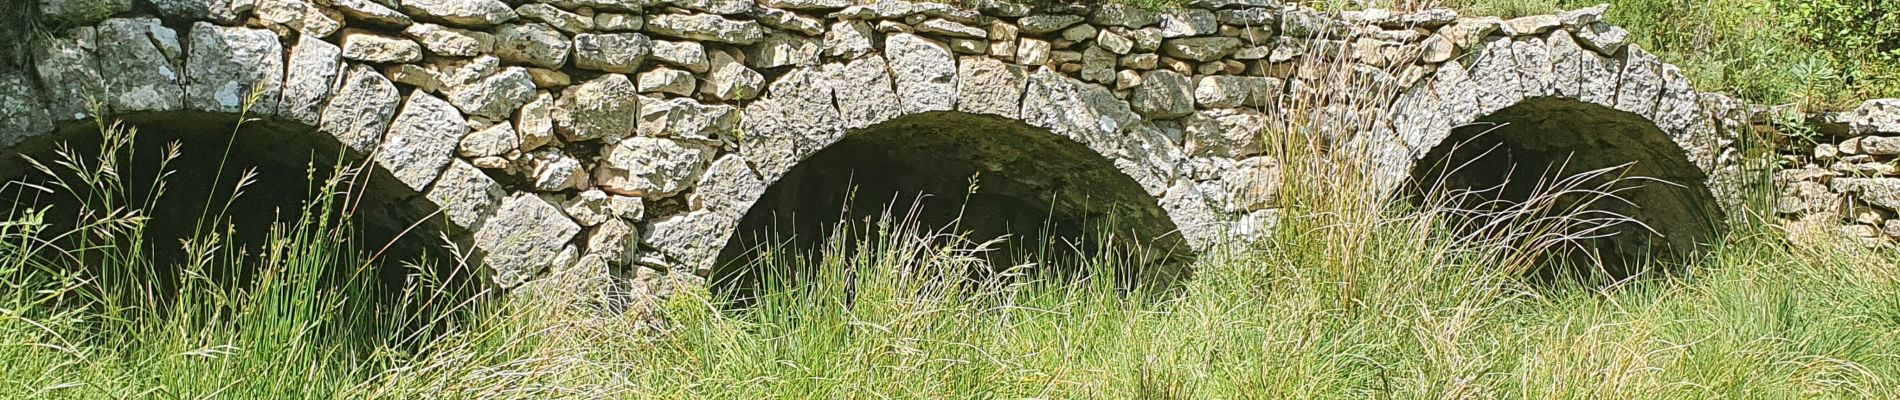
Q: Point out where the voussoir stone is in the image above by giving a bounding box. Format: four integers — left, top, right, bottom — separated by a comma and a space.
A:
34, 27, 107, 121
555, 74, 640, 141
646, 13, 765, 45
400, 0, 518, 27
425, 159, 506, 230
829, 55, 904, 130
186, 23, 283, 115
318, 65, 401, 152
377, 92, 467, 191
886, 33, 957, 114
594, 136, 714, 198
956, 56, 1028, 119
475, 193, 582, 286
574, 33, 652, 73
97, 18, 184, 114
0, 71, 52, 147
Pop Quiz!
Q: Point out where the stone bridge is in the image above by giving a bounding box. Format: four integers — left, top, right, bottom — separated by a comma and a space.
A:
0, 0, 1781, 296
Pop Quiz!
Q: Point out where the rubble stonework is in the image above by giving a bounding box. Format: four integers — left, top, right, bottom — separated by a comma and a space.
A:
2, 0, 1851, 302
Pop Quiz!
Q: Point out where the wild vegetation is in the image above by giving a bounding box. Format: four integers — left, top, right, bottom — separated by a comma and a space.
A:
3, 1, 1899, 399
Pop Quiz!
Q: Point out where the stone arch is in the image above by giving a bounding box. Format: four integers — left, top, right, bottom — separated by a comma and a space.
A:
1375, 31, 1733, 277
641, 55, 1234, 284
2, 19, 569, 289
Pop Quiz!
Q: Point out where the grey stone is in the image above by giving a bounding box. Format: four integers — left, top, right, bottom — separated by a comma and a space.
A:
400, 0, 517, 27
317, 66, 401, 152
641, 210, 735, 274
761, 0, 850, 10
1161, 37, 1242, 62
1860, 136, 1900, 155
405, 23, 494, 57
1505, 15, 1560, 35
1098, 31, 1135, 55
1558, 4, 1607, 28
563, 189, 645, 226
830, 55, 904, 130
40, 0, 134, 26
474, 193, 582, 286
1092, 4, 1160, 28
1833, 178, 1900, 211
1575, 21, 1628, 55
149, 0, 244, 23
595, 136, 714, 198
585, 219, 640, 266
916, 19, 986, 38
691, 154, 765, 214
376, 92, 467, 191
1183, 107, 1269, 157
425, 159, 505, 230
956, 56, 1027, 119
187, 24, 283, 116
651, 40, 710, 73
254, 0, 344, 37
1185, 0, 1280, 9
1850, 99, 1900, 135
516, 3, 592, 33
887, 33, 957, 114
1015, 38, 1051, 65
341, 32, 423, 63
759, 9, 825, 35
744, 33, 823, 68
1216, 8, 1275, 26
574, 33, 651, 73
460, 121, 519, 157
1020, 15, 1083, 34
325, 0, 412, 26
637, 68, 696, 96
737, 67, 841, 179
0, 71, 53, 148
825, 20, 876, 58
1401, 8, 1458, 28
596, 13, 644, 31
528, 149, 589, 191
516, 91, 557, 150
447, 67, 537, 119
1081, 45, 1116, 83
494, 23, 572, 69
1194, 75, 1276, 108
555, 74, 640, 141
1133, 70, 1193, 118
646, 13, 764, 45
97, 18, 184, 114
1060, 24, 1098, 43
33, 28, 106, 121
1160, 9, 1218, 38
700, 51, 763, 101
637, 96, 738, 140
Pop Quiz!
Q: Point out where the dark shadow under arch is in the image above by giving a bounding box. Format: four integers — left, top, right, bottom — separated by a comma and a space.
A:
712, 112, 1194, 301
1409, 97, 1725, 280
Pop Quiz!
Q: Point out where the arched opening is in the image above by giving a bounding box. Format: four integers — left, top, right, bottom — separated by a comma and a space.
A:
712, 112, 1193, 300
1410, 97, 1724, 279
1, 113, 466, 316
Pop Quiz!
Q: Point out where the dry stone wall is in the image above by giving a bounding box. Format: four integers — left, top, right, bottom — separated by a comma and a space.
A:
1780, 100, 1900, 243
0, 0, 1845, 299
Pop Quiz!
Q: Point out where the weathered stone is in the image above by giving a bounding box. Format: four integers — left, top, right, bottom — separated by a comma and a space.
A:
404, 23, 493, 57
1081, 45, 1117, 83
641, 210, 735, 274
33, 28, 106, 121
574, 33, 651, 73
1505, 15, 1560, 35
886, 33, 957, 114
528, 149, 589, 191
97, 18, 184, 114
1016, 38, 1052, 65
583, 218, 640, 266
758, 8, 824, 35
384, 63, 446, 92
950, 38, 988, 54
744, 33, 823, 68
1134, 70, 1193, 118
595, 136, 714, 198
650, 40, 710, 73
830, 55, 904, 130
474, 193, 582, 286
317, 66, 400, 152
762, 0, 849, 10
1212, 156, 1279, 212
0, 71, 52, 148
1098, 30, 1135, 55
516, 91, 556, 150
1092, 4, 1160, 28
376, 92, 467, 191
401, 0, 517, 27
637, 67, 696, 96
700, 51, 763, 101
646, 13, 764, 44
737, 67, 841, 178
1121, 53, 1159, 69
956, 56, 1027, 119
1194, 75, 1276, 108
1558, 4, 1607, 28
563, 189, 645, 226
493, 23, 571, 69
1060, 24, 1097, 43
1162, 37, 1242, 62
425, 159, 505, 230
447, 67, 537, 118
916, 18, 986, 38
1216, 8, 1275, 26
460, 121, 519, 157
433, 55, 499, 88
526, 68, 570, 87
41, 0, 134, 26
637, 96, 738, 140
341, 32, 423, 63
254, 0, 344, 38
1115, 69, 1142, 90
1859, 136, 1900, 155
691, 154, 765, 214
1020, 15, 1083, 34
149, 0, 244, 23
596, 13, 644, 31
825, 20, 876, 58
326, 0, 412, 26
555, 74, 639, 141
1849, 99, 1900, 135
1183, 107, 1270, 157
1834, 178, 1900, 211
515, 3, 592, 33
1575, 21, 1628, 55
1160, 9, 1218, 38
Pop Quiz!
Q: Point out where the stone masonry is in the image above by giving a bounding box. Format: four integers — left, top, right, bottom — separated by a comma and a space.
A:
3, 0, 1880, 300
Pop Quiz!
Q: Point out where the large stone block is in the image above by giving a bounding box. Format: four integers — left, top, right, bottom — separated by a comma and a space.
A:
376, 92, 467, 191
186, 23, 284, 115
474, 193, 581, 286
